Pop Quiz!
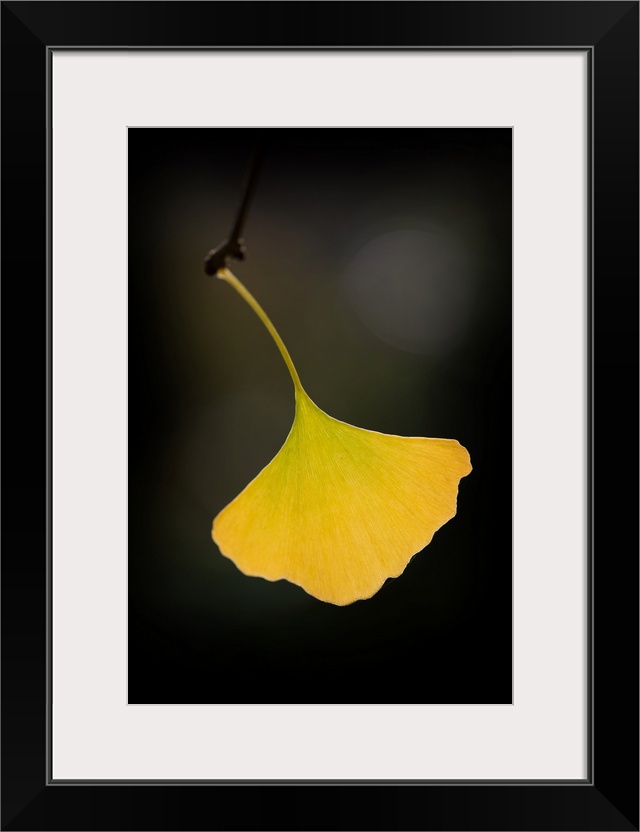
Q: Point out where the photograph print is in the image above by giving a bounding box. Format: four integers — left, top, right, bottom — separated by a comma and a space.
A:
128, 127, 512, 706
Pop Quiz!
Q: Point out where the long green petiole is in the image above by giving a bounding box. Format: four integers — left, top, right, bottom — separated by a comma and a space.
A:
217, 267, 304, 395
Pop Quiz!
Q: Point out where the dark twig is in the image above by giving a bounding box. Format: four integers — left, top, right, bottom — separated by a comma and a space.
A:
204, 145, 265, 276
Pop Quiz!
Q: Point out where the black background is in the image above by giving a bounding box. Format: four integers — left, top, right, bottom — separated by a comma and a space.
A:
128, 127, 512, 705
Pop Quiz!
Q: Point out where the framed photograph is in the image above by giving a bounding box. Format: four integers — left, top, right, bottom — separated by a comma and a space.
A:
2, 2, 637, 830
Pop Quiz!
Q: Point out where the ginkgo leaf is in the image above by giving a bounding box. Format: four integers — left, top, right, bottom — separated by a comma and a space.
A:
212, 268, 471, 606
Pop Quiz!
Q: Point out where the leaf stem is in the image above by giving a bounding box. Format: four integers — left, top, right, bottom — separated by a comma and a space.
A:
218, 268, 304, 394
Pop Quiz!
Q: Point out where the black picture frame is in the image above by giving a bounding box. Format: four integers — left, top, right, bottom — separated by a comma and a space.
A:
2, 2, 638, 830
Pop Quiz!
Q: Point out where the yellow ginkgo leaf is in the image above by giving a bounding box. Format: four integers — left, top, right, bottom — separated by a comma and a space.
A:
212, 268, 471, 606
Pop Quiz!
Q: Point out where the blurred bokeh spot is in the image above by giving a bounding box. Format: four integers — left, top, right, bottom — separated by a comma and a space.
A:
345, 226, 474, 355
